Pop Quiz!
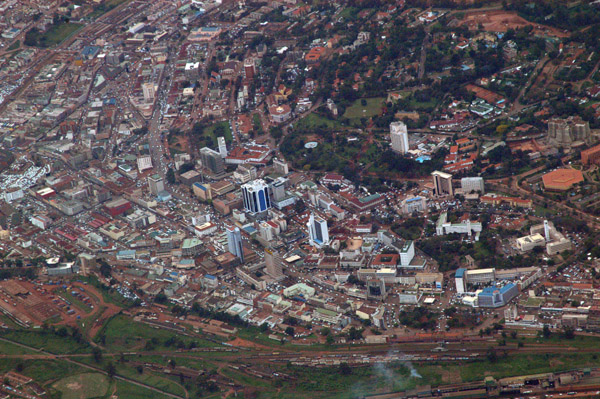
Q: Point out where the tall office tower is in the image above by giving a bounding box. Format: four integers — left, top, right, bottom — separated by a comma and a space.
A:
199, 147, 225, 176
544, 220, 550, 242
460, 177, 485, 194
147, 174, 164, 196
241, 179, 271, 214
265, 249, 284, 280
226, 226, 244, 263
142, 83, 156, 102
244, 58, 256, 79
431, 170, 453, 197
308, 213, 329, 248
390, 121, 409, 154
273, 158, 289, 175
217, 136, 227, 158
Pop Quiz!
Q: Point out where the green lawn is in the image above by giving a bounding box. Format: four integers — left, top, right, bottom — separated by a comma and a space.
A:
222, 367, 272, 389
0, 339, 37, 355
0, 359, 81, 384
535, 205, 558, 217
115, 364, 186, 397
0, 330, 90, 354
456, 353, 599, 382
89, 0, 131, 19
204, 121, 233, 142
96, 314, 219, 352
53, 373, 109, 399
296, 113, 343, 130
343, 97, 384, 120
7, 40, 20, 51
253, 113, 264, 134
115, 380, 171, 399
40, 23, 83, 47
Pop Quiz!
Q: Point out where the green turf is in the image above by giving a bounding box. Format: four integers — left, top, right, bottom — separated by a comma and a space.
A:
40, 23, 83, 47
343, 97, 384, 119
0, 339, 37, 355
115, 380, 171, 399
89, 0, 131, 19
53, 373, 109, 399
0, 330, 90, 354
96, 314, 219, 351
204, 121, 233, 142
296, 113, 343, 130
6, 40, 20, 51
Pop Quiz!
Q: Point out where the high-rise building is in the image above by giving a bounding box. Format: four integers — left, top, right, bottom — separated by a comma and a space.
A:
217, 136, 227, 158
308, 213, 329, 247
142, 83, 156, 102
432, 170, 453, 197
148, 174, 164, 196
244, 58, 256, 79
581, 143, 600, 165
226, 226, 244, 263
548, 116, 591, 148
390, 121, 409, 154
265, 249, 284, 280
200, 147, 225, 176
273, 158, 289, 175
241, 179, 271, 214
460, 177, 485, 194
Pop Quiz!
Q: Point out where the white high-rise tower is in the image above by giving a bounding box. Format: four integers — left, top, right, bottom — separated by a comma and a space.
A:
544, 220, 550, 242
390, 121, 409, 154
218, 136, 227, 158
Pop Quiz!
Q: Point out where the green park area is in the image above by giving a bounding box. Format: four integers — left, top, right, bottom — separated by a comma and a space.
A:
343, 97, 384, 120
89, 0, 131, 19
25, 22, 83, 48
189, 121, 233, 150
53, 373, 110, 399
94, 314, 218, 352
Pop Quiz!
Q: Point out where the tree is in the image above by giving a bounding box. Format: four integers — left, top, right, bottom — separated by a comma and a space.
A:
347, 327, 363, 341
155, 293, 168, 304
285, 326, 295, 337
562, 326, 575, 340
166, 168, 176, 184
486, 348, 498, 363
92, 347, 103, 363
339, 362, 352, 375
105, 362, 116, 379
542, 325, 552, 339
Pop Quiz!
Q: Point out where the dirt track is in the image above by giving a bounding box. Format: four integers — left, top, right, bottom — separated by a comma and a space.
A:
459, 10, 569, 38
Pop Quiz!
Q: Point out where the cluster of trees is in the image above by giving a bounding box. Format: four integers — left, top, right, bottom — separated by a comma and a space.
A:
375, 148, 448, 179
24, 16, 71, 48
506, 0, 600, 31
399, 307, 438, 330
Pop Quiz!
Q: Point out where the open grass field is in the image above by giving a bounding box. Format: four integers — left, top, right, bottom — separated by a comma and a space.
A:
41, 23, 83, 47
343, 97, 384, 120
96, 314, 218, 351
53, 373, 109, 399
89, 0, 131, 19
115, 364, 186, 397
6, 40, 20, 51
296, 113, 343, 130
0, 338, 37, 355
0, 330, 90, 354
204, 121, 233, 142
115, 380, 171, 399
